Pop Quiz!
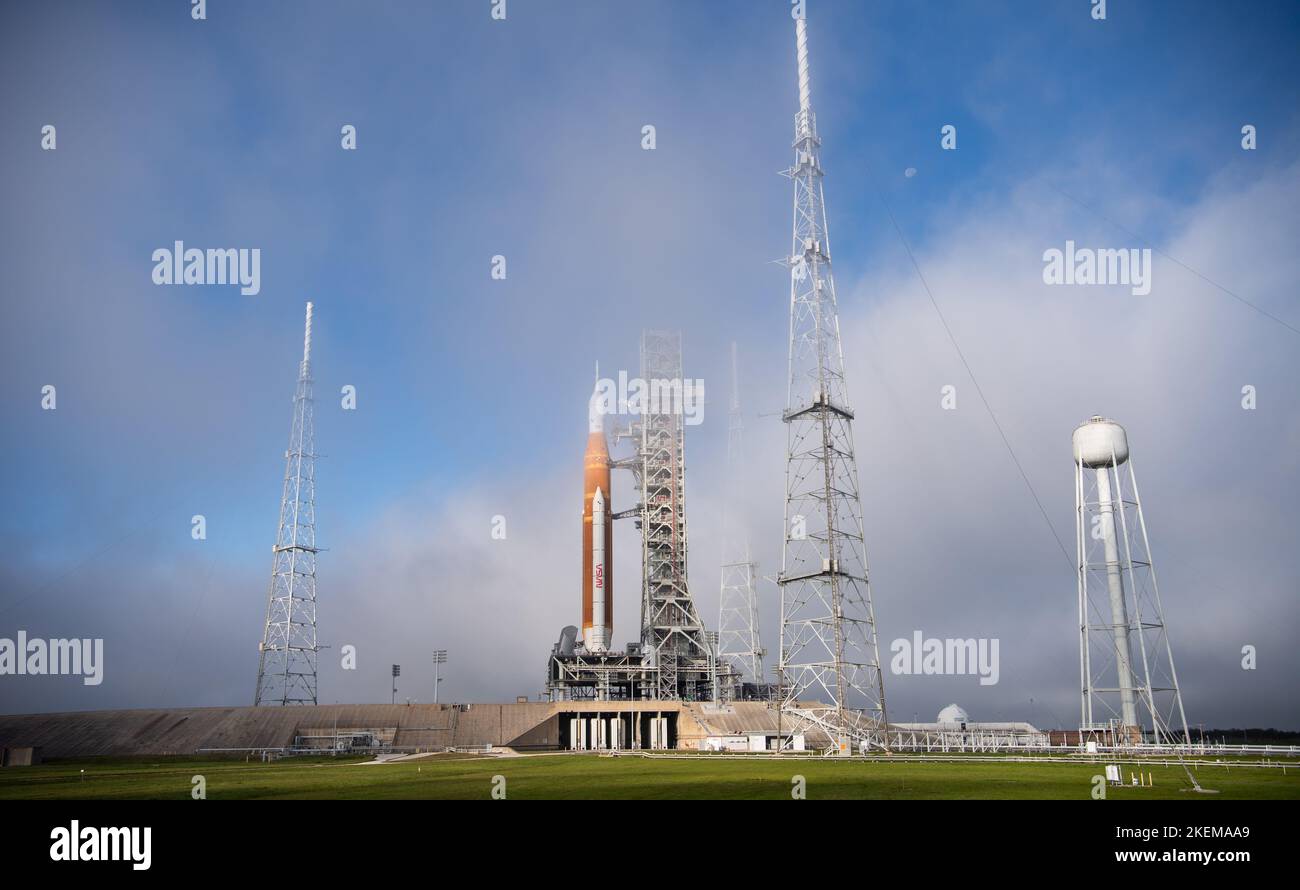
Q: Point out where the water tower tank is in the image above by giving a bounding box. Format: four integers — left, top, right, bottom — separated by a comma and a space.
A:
1072, 416, 1129, 468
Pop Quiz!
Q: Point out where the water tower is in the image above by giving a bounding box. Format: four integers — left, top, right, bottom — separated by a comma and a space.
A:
1073, 416, 1190, 745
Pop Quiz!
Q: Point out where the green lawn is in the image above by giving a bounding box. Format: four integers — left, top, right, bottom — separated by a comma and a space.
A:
2, 753, 1297, 800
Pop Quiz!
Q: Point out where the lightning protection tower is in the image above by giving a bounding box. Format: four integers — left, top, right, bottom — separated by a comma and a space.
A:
1074, 416, 1189, 745
777, 8, 888, 750
254, 302, 321, 706
718, 342, 764, 690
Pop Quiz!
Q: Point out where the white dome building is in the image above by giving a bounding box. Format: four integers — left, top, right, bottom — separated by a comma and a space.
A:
890, 704, 1048, 751
936, 704, 969, 726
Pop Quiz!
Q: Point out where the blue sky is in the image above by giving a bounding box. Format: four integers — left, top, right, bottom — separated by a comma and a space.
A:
1, 0, 1298, 727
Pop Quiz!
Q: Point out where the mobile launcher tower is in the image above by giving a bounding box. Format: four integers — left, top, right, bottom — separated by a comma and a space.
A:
547, 330, 742, 702
1074, 416, 1190, 746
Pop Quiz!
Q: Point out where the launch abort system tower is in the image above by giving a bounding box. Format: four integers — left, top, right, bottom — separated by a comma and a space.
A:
776, 10, 889, 750
254, 302, 321, 707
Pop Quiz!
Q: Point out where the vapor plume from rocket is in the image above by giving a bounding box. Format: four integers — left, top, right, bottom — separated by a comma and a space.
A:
582, 384, 613, 652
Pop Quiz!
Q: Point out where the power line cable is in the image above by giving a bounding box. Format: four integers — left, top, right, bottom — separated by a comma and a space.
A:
1052, 185, 1300, 337
872, 184, 1075, 573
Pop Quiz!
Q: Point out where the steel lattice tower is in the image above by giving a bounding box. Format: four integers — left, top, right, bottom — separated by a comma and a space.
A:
1074, 416, 1190, 745
718, 342, 765, 688
254, 302, 321, 706
777, 10, 888, 750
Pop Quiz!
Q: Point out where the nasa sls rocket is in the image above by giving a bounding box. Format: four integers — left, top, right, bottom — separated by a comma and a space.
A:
582, 385, 613, 652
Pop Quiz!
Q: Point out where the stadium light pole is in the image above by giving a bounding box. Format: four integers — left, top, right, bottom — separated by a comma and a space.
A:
432, 650, 447, 704
391, 664, 400, 705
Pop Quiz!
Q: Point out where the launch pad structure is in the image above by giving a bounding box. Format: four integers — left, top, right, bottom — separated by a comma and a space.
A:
547, 330, 744, 703
240, 9, 1199, 757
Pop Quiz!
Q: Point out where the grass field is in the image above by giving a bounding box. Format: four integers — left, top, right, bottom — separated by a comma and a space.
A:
2, 753, 1298, 800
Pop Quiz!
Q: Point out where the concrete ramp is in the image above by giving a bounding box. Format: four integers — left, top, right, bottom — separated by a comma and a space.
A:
686, 701, 784, 737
